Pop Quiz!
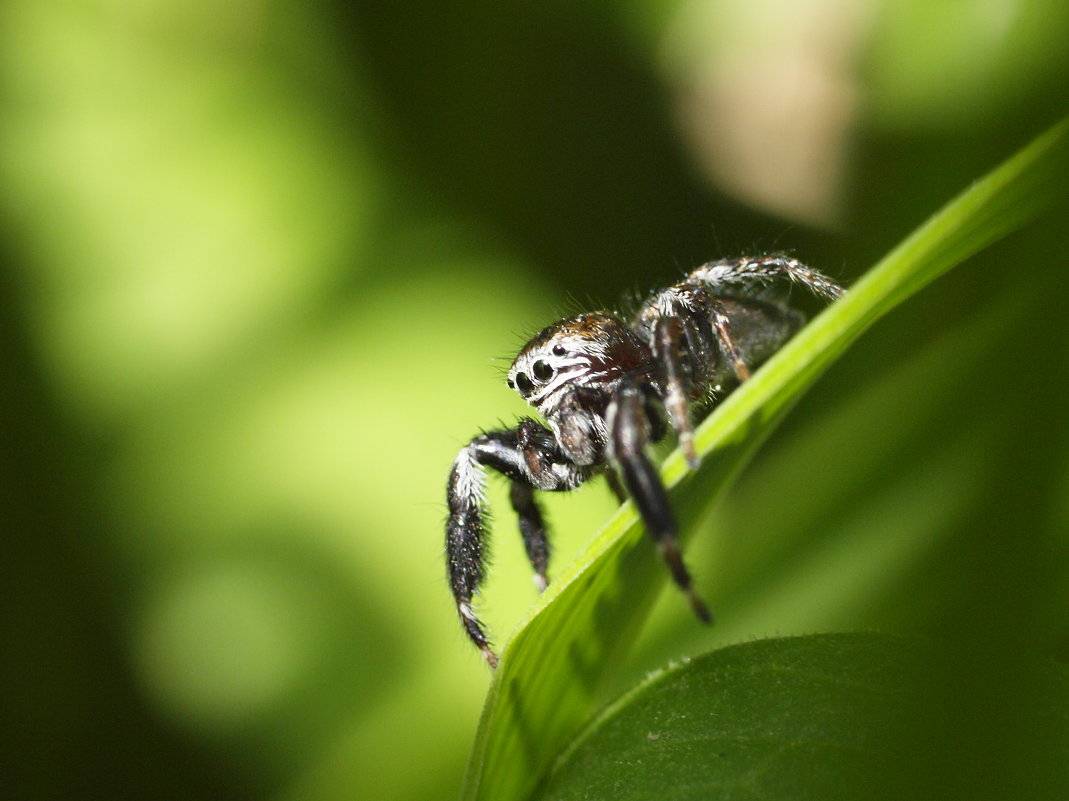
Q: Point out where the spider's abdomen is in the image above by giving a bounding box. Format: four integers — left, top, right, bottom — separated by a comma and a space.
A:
635, 285, 803, 396
700, 297, 803, 381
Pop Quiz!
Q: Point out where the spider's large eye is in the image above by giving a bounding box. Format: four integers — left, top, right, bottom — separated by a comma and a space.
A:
532, 360, 554, 381
514, 372, 534, 394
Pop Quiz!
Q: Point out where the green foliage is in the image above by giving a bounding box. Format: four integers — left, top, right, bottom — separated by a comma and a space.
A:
462, 119, 1069, 801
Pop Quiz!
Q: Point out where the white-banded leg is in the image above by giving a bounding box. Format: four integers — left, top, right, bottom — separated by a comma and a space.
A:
445, 420, 588, 668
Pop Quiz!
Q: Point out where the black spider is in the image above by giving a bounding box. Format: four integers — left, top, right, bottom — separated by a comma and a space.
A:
446, 256, 844, 667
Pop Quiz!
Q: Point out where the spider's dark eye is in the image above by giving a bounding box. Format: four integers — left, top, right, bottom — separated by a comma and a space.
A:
506, 378, 514, 389
514, 372, 533, 394
551, 344, 566, 356
532, 360, 554, 381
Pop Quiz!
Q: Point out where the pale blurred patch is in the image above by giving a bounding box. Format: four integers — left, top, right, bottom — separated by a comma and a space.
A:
660, 0, 872, 227
655, 0, 1069, 226
0, 0, 613, 791
134, 558, 325, 731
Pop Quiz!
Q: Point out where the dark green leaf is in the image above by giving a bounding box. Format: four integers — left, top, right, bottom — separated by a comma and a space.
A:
535, 634, 1069, 801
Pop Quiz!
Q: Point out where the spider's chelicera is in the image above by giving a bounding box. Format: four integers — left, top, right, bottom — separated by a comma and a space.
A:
446, 256, 844, 667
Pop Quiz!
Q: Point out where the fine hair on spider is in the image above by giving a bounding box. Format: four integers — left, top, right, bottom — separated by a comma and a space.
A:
445, 255, 844, 668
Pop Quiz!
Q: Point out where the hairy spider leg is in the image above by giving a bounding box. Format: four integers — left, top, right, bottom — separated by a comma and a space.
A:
651, 316, 699, 469
604, 464, 629, 503
710, 298, 752, 382
606, 381, 712, 623
509, 482, 550, 592
690, 255, 844, 302
446, 420, 590, 668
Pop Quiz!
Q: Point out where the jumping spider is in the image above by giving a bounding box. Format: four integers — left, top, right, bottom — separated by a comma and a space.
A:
446, 256, 844, 667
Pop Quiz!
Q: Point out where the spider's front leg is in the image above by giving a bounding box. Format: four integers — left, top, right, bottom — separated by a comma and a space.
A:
446, 420, 589, 668
606, 381, 712, 623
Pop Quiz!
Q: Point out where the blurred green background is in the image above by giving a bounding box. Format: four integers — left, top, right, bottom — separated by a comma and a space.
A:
1, 1, 1066, 800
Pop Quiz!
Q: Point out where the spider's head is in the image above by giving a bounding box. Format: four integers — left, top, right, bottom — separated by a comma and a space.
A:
507, 312, 646, 413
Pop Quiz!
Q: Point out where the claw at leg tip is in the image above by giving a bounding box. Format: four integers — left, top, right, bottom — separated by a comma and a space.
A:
690, 592, 713, 624
682, 439, 700, 470
481, 646, 499, 670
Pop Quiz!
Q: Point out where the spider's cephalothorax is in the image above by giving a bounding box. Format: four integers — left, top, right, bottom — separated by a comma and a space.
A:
446, 255, 844, 667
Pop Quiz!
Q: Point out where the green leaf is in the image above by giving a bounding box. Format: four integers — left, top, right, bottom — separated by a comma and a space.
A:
461, 118, 1069, 801
533, 634, 1069, 801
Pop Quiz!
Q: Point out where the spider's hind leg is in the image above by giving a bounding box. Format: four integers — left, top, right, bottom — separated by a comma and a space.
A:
691, 255, 845, 302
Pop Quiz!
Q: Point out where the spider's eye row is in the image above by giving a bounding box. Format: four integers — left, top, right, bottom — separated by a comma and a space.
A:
551, 344, 567, 356
514, 372, 534, 394
532, 360, 554, 381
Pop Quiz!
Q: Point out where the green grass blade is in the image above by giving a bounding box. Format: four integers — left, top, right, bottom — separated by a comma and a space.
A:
461, 117, 1069, 801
